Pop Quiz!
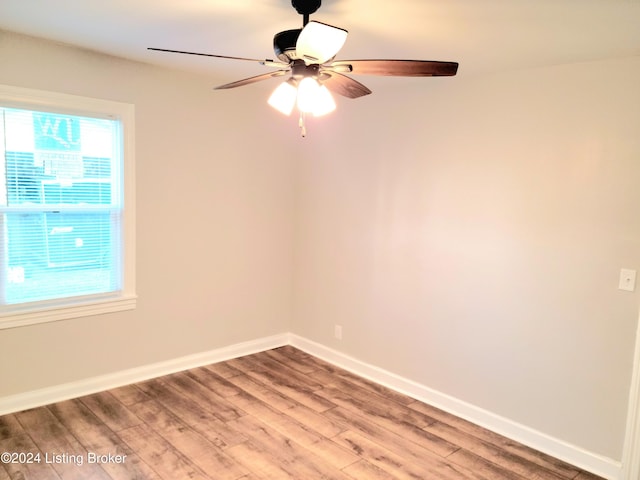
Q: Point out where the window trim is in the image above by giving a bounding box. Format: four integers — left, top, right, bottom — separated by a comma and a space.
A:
0, 84, 136, 329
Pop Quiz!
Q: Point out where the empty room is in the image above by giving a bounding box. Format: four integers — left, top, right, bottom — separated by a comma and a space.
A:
1, 1, 640, 479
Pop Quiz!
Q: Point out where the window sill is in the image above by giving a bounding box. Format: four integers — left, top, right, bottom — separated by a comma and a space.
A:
0, 295, 137, 330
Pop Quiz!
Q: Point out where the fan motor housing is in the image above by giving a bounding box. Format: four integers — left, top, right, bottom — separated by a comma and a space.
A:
273, 29, 302, 62
292, 0, 321, 15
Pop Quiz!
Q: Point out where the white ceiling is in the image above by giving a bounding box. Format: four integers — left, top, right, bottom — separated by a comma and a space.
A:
1, 0, 639, 84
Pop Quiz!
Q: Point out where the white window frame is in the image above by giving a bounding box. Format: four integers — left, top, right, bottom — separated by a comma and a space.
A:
0, 85, 136, 329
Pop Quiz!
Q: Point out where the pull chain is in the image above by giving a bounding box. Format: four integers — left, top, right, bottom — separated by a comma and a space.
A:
299, 111, 307, 137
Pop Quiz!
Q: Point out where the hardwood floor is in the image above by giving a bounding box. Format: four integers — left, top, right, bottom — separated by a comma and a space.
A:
0, 346, 605, 479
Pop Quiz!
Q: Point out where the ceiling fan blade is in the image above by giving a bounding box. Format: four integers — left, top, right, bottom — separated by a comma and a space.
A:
147, 48, 288, 67
296, 21, 348, 65
214, 70, 290, 90
328, 60, 459, 77
321, 72, 372, 99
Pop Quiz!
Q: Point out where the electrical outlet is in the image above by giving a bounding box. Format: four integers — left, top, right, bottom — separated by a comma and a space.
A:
619, 268, 637, 292
334, 325, 343, 340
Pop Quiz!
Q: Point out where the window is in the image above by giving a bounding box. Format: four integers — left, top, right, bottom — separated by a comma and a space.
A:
0, 85, 135, 329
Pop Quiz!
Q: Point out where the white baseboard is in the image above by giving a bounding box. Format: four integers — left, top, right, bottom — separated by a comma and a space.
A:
289, 334, 622, 480
0, 333, 289, 416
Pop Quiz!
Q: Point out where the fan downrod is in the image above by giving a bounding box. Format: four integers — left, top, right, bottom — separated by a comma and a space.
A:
291, 0, 321, 25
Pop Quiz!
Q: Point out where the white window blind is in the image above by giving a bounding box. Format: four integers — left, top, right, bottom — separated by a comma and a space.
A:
0, 86, 135, 328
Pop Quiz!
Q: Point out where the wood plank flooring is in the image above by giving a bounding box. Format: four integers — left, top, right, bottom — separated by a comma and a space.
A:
0, 346, 605, 479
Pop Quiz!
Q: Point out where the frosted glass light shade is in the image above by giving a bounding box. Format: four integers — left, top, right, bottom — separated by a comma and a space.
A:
311, 85, 336, 116
296, 77, 336, 117
268, 81, 297, 115
296, 21, 348, 65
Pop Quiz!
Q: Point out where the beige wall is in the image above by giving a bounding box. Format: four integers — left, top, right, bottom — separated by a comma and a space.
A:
0, 31, 294, 394
1, 29, 639, 463
292, 58, 640, 460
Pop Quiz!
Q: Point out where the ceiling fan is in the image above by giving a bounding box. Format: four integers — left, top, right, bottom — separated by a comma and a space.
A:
149, 0, 458, 136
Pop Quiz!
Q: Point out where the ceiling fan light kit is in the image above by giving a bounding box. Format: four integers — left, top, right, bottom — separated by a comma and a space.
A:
148, 0, 458, 136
